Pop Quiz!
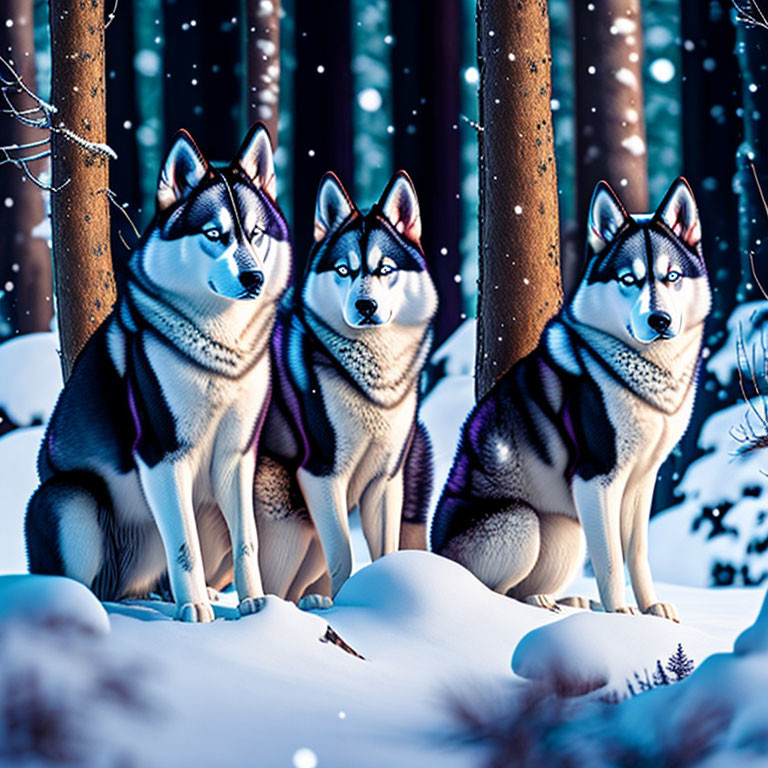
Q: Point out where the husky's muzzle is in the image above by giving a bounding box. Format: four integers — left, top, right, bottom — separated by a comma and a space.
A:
355, 298, 378, 325
238, 269, 264, 297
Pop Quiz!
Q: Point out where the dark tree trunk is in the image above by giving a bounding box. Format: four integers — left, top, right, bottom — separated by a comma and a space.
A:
735, 16, 768, 302
0, 0, 53, 340
105, 0, 141, 270
652, 0, 743, 516
292, 0, 354, 277
573, 0, 648, 267
680, 0, 742, 326
391, 0, 462, 347
49, 0, 115, 380
243, 0, 281, 148
162, 1, 242, 162
132, 0, 165, 231
475, 0, 562, 400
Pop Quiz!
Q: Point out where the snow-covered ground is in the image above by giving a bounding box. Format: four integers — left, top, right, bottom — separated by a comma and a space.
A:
2, 325, 768, 766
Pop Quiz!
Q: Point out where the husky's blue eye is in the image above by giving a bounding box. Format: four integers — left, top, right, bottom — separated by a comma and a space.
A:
376, 264, 395, 277
335, 264, 351, 277
203, 228, 221, 242
619, 273, 637, 286
666, 270, 681, 283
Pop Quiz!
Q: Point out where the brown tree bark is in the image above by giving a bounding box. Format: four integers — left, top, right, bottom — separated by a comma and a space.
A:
475, 0, 562, 400
573, 0, 648, 252
49, 0, 115, 380
244, 0, 280, 148
0, 0, 53, 339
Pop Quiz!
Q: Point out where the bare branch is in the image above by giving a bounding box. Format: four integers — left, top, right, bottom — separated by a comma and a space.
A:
733, 0, 768, 30
0, 54, 116, 192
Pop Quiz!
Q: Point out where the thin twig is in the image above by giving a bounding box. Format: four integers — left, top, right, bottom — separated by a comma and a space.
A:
733, 0, 768, 29
0, 54, 117, 190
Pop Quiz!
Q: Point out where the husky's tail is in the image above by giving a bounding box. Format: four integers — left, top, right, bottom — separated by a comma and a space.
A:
401, 421, 433, 527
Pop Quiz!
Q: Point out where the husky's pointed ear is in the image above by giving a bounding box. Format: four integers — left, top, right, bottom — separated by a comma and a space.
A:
379, 171, 422, 243
157, 130, 209, 212
314, 172, 355, 242
587, 181, 628, 254
656, 177, 701, 250
236, 122, 276, 199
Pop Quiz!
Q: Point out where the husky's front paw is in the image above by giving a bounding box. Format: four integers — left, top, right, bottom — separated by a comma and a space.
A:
238, 596, 267, 616
177, 602, 215, 623
557, 596, 603, 611
298, 594, 334, 611
522, 594, 561, 613
614, 605, 641, 616
644, 602, 680, 623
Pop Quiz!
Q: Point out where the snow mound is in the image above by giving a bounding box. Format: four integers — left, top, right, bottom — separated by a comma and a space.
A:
650, 400, 768, 587
734, 589, 768, 655
512, 610, 716, 695
707, 300, 768, 386
328, 550, 561, 677
0, 574, 109, 635
420, 374, 473, 516
0, 332, 61, 426
0, 426, 43, 574
430, 318, 476, 378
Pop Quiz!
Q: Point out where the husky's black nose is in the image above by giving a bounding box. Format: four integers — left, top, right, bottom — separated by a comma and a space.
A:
239, 270, 264, 295
648, 311, 672, 334
356, 298, 378, 318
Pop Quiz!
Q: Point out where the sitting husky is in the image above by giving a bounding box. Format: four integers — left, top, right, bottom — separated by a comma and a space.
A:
431, 178, 710, 622
26, 123, 291, 622
253, 171, 436, 606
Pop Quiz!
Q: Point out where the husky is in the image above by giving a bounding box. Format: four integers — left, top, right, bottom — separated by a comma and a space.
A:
25, 123, 291, 622
253, 171, 436, 607
431, 178, 710, 622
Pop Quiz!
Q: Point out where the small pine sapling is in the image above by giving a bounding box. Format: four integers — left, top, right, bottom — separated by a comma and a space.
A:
652, 659, 671, 686
666, 643, 695, 681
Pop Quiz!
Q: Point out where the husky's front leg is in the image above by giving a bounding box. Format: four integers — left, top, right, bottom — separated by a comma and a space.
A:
360, 471, 403, 560
572, 476, 636, 614
297, 467, 352, 598
623, 473, 679, 622
136, 458, 213, 622
214, 448, 265, 616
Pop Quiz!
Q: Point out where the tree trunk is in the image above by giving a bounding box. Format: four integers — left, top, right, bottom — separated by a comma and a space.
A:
0, 0, 53, 340
132, 0, 165, 231
475, 0, 562, 400
292, 0, 353, 276
162, 3, 242, 162
49, 0, 115, 380
243, 0, 280, 148
573, 0, 648, 256
735, 16, 768, 302
391, 0, 463, 347
680, 0, 741, 326
105, 0, 141, 271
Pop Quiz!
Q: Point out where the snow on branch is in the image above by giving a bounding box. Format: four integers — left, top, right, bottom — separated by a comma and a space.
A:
730, 165, 768, 455
0, 54, 116, 192
733, 0, 768, 30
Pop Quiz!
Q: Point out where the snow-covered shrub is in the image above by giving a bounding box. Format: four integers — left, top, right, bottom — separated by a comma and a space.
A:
456, 592, 768, 767
651, 301, 768, 587
0, 616, 152, 764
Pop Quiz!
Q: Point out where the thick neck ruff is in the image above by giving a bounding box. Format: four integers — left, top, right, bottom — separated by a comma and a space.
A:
122, 261, 273, 379
300, 306, 432, 408
556, 309, 703, 415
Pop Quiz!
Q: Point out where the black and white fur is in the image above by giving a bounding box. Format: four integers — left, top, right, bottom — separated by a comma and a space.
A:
431, 178, 710, 621
26, 124, 291, 622
254, 171, 436, 607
